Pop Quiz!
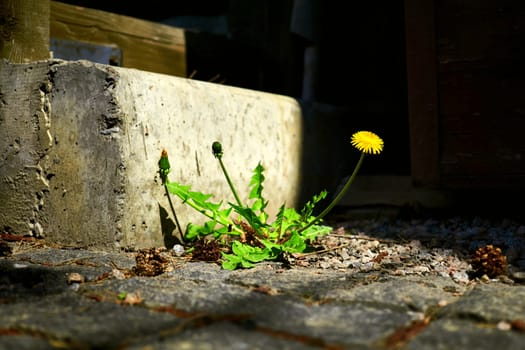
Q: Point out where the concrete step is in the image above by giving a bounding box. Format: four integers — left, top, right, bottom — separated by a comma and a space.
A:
0, 59, 304, 250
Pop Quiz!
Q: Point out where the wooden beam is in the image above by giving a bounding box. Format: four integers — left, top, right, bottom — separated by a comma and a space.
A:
404, 0, 440, 187
0, 0, 50, 63
50, 1, 186, 77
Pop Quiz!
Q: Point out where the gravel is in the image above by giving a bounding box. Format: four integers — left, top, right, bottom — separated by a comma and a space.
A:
287, 214, 525, 284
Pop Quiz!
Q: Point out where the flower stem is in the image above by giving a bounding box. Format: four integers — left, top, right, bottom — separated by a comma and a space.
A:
212, 142, 243, 207
163, 183, 185, 243
217, 157, 243, 207
158, 150, 184, 243
299, 152, 365, 232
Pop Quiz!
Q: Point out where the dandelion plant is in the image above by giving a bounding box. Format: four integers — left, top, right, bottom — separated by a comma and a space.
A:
159, 131, 384, 270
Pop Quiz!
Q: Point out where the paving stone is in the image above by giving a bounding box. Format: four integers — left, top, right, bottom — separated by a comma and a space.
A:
406, 319, 525, 350
1, 246, 525, 349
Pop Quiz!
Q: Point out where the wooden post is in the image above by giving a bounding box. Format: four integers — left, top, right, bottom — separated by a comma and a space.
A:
404, 0, 440, 188
0, 0, 50, 63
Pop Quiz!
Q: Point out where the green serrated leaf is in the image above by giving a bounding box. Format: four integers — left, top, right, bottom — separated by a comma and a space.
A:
231, 241, 266, 262
185, 221, 217, 240
185, 223, 201, 241
166, 181, 234, 228
247, 162, 269, 221
248, 162, 265, 199
272, 207, 302, 238
221, 248, 258, 270
165, 182, 191, 201
229, 203, 268, 233
300, 224, 332, 241
250, 198, 269, 219
221, 253, 245, 270
281, 231, 307, 253
300, 190, 328, 220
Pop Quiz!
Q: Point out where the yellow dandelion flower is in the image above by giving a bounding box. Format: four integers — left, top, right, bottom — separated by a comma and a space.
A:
351, 131, 384, 155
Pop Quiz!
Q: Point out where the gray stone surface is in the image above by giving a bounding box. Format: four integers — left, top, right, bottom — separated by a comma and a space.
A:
1, 246, 524, 349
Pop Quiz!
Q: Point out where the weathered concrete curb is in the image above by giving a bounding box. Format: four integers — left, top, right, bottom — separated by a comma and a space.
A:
0, 59, 303, 250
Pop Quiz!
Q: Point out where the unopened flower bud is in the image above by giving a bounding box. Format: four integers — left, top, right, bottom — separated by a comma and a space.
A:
212, 141, 223, 158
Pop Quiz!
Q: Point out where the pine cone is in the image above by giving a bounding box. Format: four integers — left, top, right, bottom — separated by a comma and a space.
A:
471, 244, 507, 278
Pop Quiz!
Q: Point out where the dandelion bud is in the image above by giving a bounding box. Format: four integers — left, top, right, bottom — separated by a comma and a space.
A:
158, 148, 170, 183
212, 141, 223, 158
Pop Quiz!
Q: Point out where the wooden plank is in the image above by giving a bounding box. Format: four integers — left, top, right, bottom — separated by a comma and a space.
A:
0, 0, 50, 62
436, 0, 525, 189
50, 1, 186, 77
404, 0, 440, 188
437, 0, 525, 67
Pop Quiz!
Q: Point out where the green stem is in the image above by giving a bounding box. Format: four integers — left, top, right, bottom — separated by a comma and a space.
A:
299, 152, 366, 233
164, 183, 185, 243
217, 157, 243, 207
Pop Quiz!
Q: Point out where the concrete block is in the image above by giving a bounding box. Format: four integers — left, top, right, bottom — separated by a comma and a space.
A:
0, 59, 303, 250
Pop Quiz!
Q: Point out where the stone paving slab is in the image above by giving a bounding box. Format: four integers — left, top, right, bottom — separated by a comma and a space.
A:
1, 247, 525, 349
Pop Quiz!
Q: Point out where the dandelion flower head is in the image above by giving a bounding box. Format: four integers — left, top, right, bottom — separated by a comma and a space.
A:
351, 131, 384, 155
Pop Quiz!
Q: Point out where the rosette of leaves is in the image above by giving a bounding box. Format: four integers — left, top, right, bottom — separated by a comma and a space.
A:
163, 153, 331, 270
160, 131, 384, 270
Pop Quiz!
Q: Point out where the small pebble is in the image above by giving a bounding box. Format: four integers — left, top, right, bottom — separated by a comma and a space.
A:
450, 271, 469, 283
67, 272, 85, 284
497, 321, 511, 331
510, 271, 525, 283
172, 244, 186, 257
